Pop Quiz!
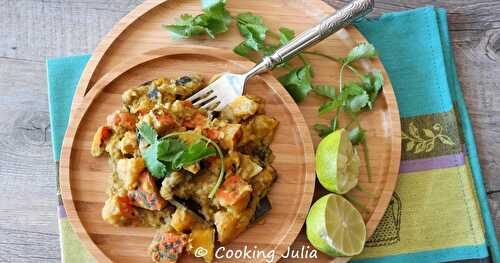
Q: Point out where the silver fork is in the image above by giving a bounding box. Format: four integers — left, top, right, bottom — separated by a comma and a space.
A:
187, 0, 375, 111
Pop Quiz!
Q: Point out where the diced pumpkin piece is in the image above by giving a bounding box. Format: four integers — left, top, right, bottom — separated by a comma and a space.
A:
91, 126, 112, 157
187, 225, 215, 263
213, 210, 252, 244
215, 175, 252, 212
221, 96, 259, 122
239, 115, 279, 148
160, 171, 185, 201
170, 207, 198, 233
220, 124, 242, 150
128, 170, 166, 210
102, 195, 137, 226
183, 163, 200, 174
122, 85, 148, 105
148, 229, 187, 263
251, 166, 277, 199
238, 154, 263, 180
250, 115, 278, 146
131, 95, 156, 115
119, 131, 138, 155
116, 158, 145, 189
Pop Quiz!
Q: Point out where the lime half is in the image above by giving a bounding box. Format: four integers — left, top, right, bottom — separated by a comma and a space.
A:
306, 194, 367, 257
316, 129, 360, 194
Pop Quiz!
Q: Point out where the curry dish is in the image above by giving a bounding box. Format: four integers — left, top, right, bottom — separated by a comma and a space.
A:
91, 75, 278, 262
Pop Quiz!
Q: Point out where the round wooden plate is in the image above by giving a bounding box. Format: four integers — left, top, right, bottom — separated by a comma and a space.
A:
61, 0, 402, 262
60, 46, 316, 263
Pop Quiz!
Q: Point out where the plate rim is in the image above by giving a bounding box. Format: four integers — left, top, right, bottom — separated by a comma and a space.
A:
61, 0, 402, 261
59, 45, 316, 263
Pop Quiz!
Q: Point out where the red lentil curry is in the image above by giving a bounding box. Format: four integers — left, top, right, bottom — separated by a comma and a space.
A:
91, 75, 278, 262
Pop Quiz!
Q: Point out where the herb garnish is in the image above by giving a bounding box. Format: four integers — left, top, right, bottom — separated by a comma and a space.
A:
138, 123, 225, 198
163, 0, 385, 184
307, 44, 383, 182
163, 0, 232, 39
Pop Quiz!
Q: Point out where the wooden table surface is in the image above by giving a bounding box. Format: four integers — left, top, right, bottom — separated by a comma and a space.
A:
0, 0, 498, 262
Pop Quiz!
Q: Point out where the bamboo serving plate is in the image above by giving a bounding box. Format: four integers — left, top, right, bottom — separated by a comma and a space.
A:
60, 0, 401, 262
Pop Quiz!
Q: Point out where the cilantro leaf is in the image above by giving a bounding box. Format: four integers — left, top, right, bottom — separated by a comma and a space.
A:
157, 139, 187, 162
175, 141, 216, 168
372, 70, 384, 91
343, 83, 365, 96
313, 85, 336, 99
163, 0, 231, 39
138, 122, 158, 144
143, 143, 170, 178
278, 64, 313, 102
348, 127, 366, 146
318, 100, 337, 114
201, 0, 222, 8
343, 43, 377, 65
163, 14, 207, 38
278, 27, 295, 45
203, 1, 232, 33
359, 69, 384, 109
348, 93, 369, 113
330, 116, 339, 131
313, 124, 333, 138
236, 12, 268, 51
233, 42, 253, 58
138, 123, 217, 178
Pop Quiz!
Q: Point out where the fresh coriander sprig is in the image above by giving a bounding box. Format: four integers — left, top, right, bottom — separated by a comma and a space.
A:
308, 43, 383, 183
163, 1, 385, 185
138, 123, 225, 198
163, 1, 232, 39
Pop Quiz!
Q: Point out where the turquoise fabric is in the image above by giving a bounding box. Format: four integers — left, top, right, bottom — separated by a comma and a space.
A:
355, 7, 453, 118
47, 54, 90, 161
47, 6, 499, 263
355, 244, 489, 263
355, 7, 499, 262
436, 8, 500, 262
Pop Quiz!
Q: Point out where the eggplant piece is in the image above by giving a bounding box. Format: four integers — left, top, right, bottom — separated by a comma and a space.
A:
168, 197, 209, 225
252, 196, 272, 223
147, 88, 160, 99
175, 76, 193, 86
141, 80, 153, 86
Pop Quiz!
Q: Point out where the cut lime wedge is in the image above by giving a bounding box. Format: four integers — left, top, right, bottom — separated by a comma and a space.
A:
306, 194, 366, 257
316, 129, 360, 194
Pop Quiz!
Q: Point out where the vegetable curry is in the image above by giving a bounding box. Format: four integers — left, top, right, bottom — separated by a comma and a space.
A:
91, 75, 278, 262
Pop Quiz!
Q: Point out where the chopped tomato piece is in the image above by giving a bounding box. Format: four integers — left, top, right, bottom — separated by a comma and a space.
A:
115, 195, 135, 218
149, 231, 187, 263
101, 126, 112, 141
203, 128, 220, 141
156, 111, 176, 127
181, 100, 193, 108
107, 111, 137, 130
91, 126, 113, 157
183, 112, 207, 129
128, 171, 166, 211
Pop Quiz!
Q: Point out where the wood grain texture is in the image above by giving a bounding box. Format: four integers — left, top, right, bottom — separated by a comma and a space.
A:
60, 1, 401, 262
0, 0, 498, 262
61, 46, 317, 263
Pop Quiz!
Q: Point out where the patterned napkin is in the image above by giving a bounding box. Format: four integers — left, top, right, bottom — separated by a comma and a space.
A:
47, 6, 499, 263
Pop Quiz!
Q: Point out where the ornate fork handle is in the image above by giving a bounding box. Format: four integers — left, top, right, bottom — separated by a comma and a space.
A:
246, 0, 374, 78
